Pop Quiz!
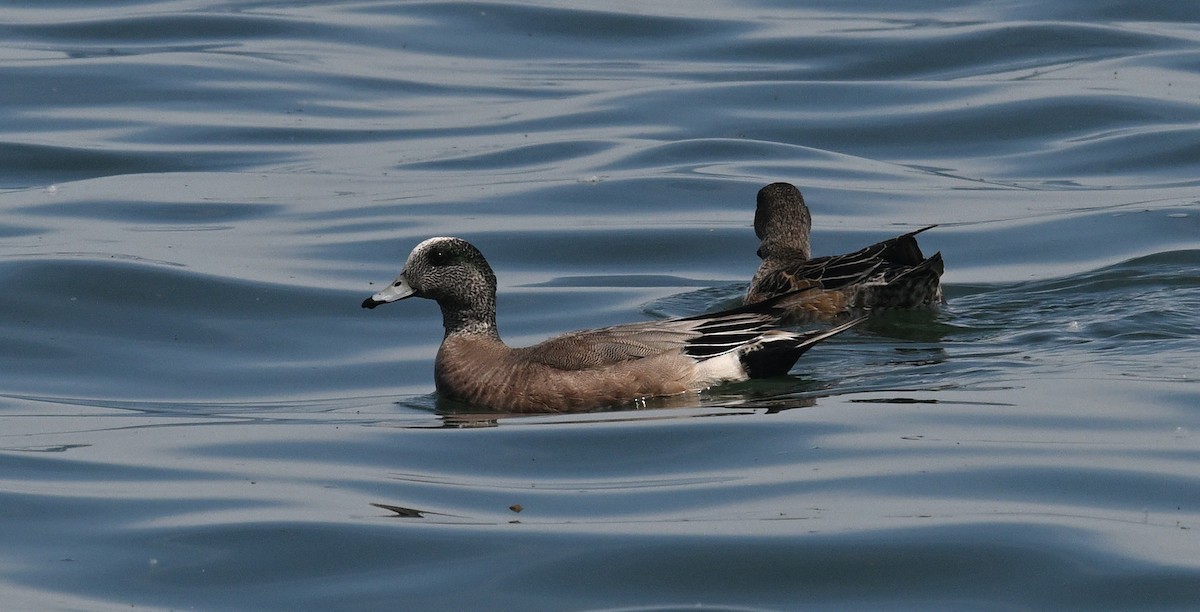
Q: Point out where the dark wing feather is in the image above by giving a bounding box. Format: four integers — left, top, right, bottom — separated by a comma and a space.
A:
519, 289, 822, 370
762, 225, 937, 292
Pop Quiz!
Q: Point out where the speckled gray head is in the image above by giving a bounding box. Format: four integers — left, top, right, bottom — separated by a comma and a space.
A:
363, 236, 496, 308
754, 182, 813, 261
361, 237, 500, 338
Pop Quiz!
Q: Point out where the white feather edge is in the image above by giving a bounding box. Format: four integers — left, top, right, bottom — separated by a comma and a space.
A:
692, 331, 797, 385
692, 318, 862, 387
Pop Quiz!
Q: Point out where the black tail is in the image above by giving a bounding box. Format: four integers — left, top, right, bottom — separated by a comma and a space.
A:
739, 317, 863, 378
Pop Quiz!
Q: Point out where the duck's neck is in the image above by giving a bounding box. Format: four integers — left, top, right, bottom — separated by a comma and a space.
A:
761, 237, 811, 261
439, 297, 501, 341
756, 219, 811, 261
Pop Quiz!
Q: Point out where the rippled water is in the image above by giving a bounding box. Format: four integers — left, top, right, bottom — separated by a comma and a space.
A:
2, 1, 1199, 609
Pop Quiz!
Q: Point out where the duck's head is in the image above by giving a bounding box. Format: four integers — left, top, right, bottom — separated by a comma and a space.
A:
362, 236, 497, 314
754, 182, 812, 261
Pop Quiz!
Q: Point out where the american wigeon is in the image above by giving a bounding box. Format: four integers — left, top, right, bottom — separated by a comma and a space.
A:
363, 236, 860, 413
747, 182, 944, 321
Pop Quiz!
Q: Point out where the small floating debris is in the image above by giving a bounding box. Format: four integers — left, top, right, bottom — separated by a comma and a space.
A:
849, 397, 938, 404
371, 503, 425, 518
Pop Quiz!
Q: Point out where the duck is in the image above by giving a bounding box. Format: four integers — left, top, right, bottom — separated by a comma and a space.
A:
363, 236, 860, 413
747, 182, 944, 321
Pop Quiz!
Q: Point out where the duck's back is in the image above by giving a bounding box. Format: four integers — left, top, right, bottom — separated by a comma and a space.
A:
748, 228, 944, 315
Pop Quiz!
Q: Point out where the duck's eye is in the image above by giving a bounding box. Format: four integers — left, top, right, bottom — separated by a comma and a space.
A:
428, 248, 452, 266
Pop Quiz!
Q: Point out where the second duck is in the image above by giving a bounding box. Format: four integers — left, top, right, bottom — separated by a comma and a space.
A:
747, 182, 944, 321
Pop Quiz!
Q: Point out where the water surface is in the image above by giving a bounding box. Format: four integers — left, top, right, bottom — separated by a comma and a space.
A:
2, 1, 1199, 609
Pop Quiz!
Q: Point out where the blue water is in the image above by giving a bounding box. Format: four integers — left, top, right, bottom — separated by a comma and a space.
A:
3, 1, 1200, 609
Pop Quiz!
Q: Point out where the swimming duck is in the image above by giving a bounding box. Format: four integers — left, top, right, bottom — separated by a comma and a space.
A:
747, 182, 944, 321
363, 236, 860, 413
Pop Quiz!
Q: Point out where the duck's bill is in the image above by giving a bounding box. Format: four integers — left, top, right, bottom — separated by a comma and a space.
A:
361, 274, 415, 309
